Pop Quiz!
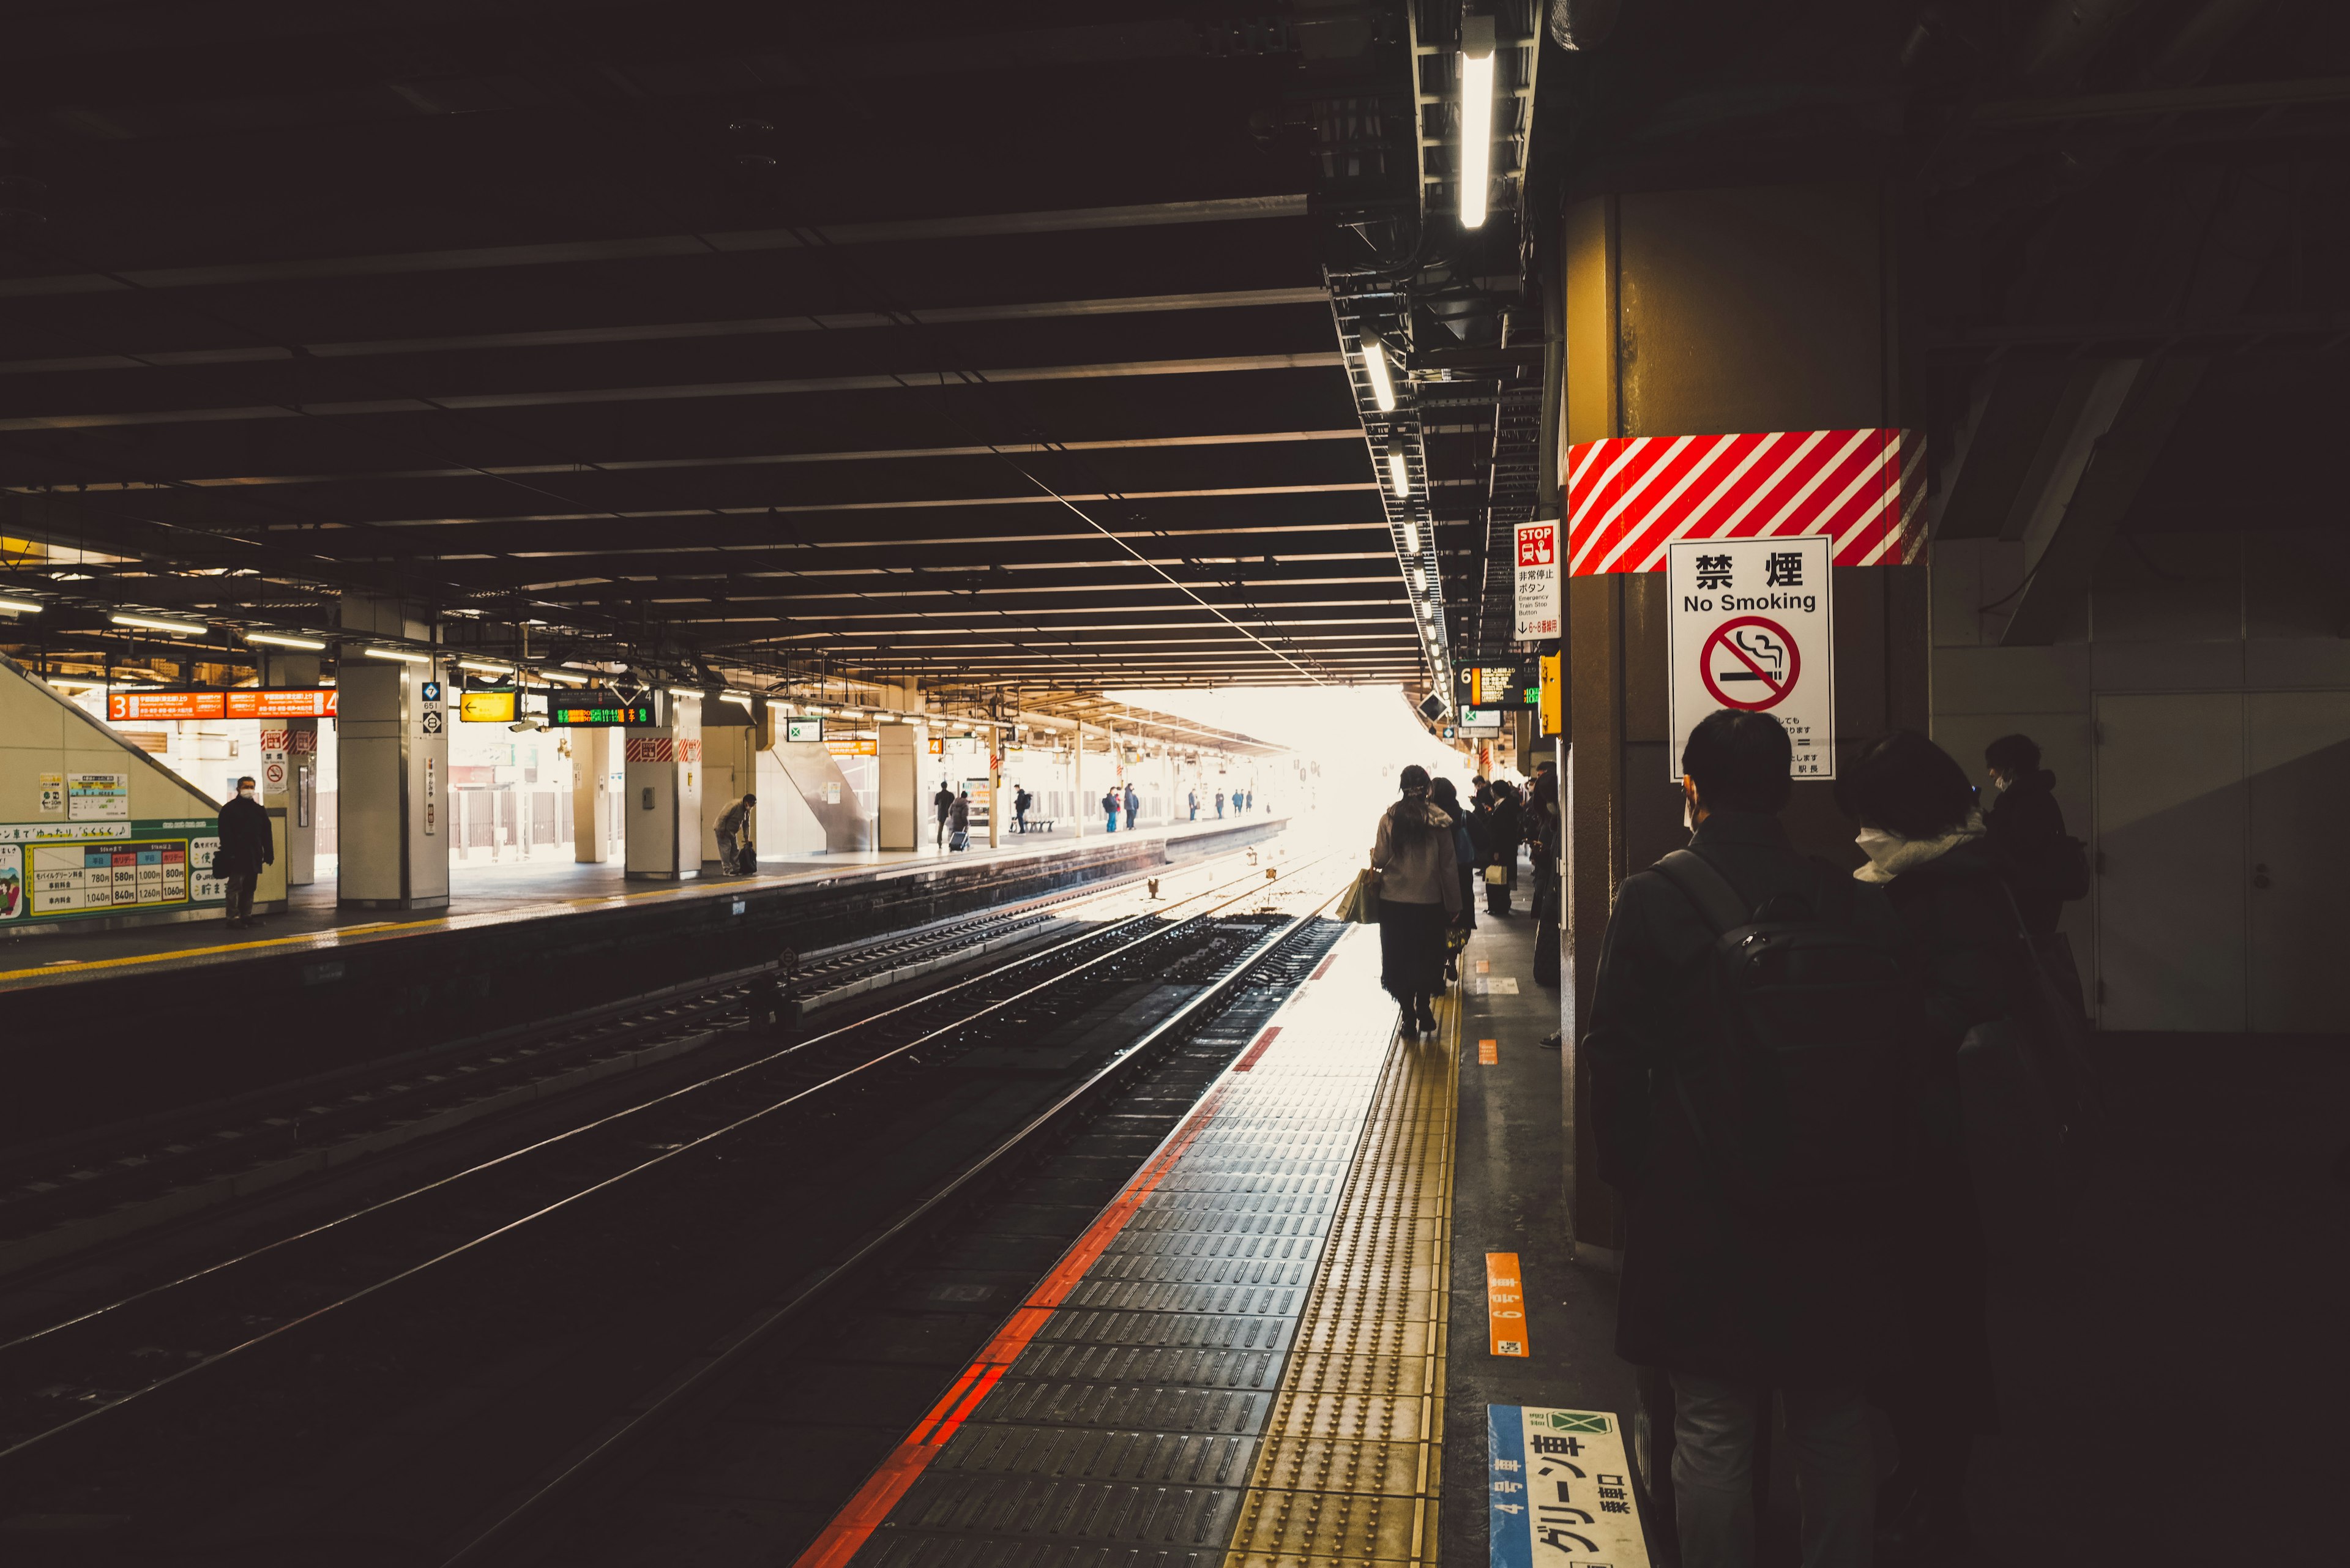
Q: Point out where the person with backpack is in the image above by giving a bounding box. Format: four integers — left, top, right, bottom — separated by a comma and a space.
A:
1836, 731, 2029, 1559
1102, 788, 1120, 833
1981, 733, 2087, 1017
1370, 764, 1460, 1038
1586, 711, 1914, 1568
948, 788, 971, 851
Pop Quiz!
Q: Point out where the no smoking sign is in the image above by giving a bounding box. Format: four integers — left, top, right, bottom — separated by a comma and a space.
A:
1668, 536, 1835, 780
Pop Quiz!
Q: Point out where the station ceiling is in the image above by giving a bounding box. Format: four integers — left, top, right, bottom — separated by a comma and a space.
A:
0, 4, 1464, 695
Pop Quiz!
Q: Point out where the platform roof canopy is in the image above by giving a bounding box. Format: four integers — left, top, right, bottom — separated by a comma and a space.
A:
0, 3, 1469, 698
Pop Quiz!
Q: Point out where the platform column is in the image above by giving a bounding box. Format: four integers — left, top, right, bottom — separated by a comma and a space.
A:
263, 649, 319, 896
571, 726, 613, 864
1072, 729, 1084, 839
1556, 184, 1928, 1261
335, 658, 450, 911
877, 720, 927, 851
624, 693, 703, 880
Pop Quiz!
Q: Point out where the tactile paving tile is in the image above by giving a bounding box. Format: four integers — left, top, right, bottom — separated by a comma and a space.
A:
1221, 989, 1462, 1568
848, 929, 1404, 1567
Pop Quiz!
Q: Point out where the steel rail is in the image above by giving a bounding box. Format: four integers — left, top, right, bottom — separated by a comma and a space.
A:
0, 851, 1319, 1473
439, 872, 1346, 1566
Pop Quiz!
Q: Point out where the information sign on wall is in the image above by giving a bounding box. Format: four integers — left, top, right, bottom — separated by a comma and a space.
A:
785, 717, 825, 743
38, 773, 64, 815
1459, 708, 1503, 733
1666, 535, 1834, 780
68, 772, 129, 821
106, 688, 338, 721
458, 690, 520, 723
0, 819, 227, 924
1512, 518, 1562, 642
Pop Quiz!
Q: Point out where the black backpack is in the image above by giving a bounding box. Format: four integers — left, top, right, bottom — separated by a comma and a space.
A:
1652, 849, 1920, 1207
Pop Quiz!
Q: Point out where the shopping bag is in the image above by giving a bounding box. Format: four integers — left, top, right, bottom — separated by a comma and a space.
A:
1336, 868, 1381, 924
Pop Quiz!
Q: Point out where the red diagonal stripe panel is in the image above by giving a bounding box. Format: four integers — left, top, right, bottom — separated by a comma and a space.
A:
1566, 428, 1920, 573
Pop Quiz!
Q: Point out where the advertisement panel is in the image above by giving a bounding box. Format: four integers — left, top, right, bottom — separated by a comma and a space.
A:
0, 818, 228, 924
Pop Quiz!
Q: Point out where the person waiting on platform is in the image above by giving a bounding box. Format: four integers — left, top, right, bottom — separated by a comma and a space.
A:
949, 788, 971, 851
1837, 730, 2031, 1558
1370, 764, 1460, 1039
1188, 788, 1199, 821
1102, 788, 1120, 832
1214, 789, 1225, 819
1981, 731, 2087, 1017
933, 782, 955, 850
1124, 782, 1139, 828
1585, 710, 1914, 1568
213, 774, 274, 930
1486, 775, 1524, 916
1013, 785, 1032, 834
714, 792, 756, 874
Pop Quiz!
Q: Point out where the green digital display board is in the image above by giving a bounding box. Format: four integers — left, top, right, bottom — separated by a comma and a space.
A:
545, 701, 654, 728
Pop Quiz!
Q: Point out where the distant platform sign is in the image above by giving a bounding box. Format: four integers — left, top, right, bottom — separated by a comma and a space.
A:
1488, 1405, 1652, 1568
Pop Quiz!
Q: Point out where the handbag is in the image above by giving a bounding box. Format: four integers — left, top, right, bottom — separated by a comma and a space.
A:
1483, 864, 1510, 886
1337, 867, 1382, 924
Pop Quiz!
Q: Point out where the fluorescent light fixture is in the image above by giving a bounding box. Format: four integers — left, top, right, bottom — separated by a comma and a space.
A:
666, 687, 703, 701
247, 631, 327, 650
535, 668, 588, 686
110, 612, 207, 635
721, 690, 753, 707
1460, 15, 1496, 230
1403, 520, 1420, 553
0, 595, 41, 615
1409, 567, 1426, 594
365, 646, 433, 665
1387, 446, 1410, 499
1359, 336, 1397, 412
456, 659, 512, 674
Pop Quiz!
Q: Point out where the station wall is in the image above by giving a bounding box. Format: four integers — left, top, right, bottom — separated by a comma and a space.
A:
1930, 529, 2350, 1032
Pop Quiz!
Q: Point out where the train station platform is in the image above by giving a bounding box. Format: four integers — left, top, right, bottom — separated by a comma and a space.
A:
781, 894, 1655, 1568
0, 815, 1288, 1146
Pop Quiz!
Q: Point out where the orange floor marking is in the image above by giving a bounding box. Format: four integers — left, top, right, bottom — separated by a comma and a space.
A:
1486, 1250, 1529, 1357
790, 1080, 1234, 1568
1474, 958, 1490, 974
1477, 1037, 1499, 1065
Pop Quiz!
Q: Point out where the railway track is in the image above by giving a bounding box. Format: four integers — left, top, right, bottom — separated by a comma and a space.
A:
0, 847, 1269, 1282
0, 851, 1341, 1562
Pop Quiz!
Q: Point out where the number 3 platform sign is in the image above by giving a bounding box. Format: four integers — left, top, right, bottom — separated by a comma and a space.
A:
1667, 535, 1835, 780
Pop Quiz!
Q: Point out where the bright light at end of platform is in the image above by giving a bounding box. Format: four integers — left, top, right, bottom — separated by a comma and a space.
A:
1387, 448, 1409, 498
1359, 337, 1396, 411
1459, 16, 1495, 230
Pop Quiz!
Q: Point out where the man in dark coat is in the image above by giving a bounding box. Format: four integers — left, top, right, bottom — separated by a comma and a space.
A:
1982, 732, 2086, 1016
214, 775, 274, 929
933, 783, 955, 850
1584, 711, 1906, 1568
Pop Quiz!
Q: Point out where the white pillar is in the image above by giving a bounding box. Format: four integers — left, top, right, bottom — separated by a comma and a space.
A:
987, 728, 1003, 849
1072, 732, 1085, 839
878, 720, 926, 851
336, 659, 449, 909
624, 693, 703, 880
571, 726, 613, 864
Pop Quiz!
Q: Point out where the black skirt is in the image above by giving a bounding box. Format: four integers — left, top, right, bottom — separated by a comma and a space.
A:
1376, 898, 1449, 1004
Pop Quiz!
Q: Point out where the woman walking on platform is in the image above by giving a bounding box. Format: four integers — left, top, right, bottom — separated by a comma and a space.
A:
1370, 764, 1460, 1038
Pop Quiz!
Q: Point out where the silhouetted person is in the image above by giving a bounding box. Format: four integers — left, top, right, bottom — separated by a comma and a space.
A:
1188, 788, 1199, 821
1124, 782, 1140, 827
1837, 730, 2026, 1558
714, 791, 756, 873
1013, 786, 1031, 834
1587, 711, 1911, 1568
1487, 779, 1524, 916
949, 788, 971, 850
1982, 733, 2086, 1016
1370, 764, 1460, 1038
1214, 790, 1225, 819
933, 783, 954, 849
214, 775, 273, 929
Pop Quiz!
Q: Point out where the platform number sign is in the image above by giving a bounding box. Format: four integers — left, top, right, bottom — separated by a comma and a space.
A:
1666, 536, 1834, 780
1488, 1406, 1651, 1568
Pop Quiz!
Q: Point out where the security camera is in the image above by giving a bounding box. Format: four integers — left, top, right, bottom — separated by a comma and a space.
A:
508, 718, 542, 733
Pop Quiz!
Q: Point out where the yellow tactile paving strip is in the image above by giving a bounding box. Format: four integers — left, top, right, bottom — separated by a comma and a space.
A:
1223, 985, 1460, 1567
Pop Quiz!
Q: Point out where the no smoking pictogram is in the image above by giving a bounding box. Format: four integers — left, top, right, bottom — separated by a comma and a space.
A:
1699, 615, 1802, 711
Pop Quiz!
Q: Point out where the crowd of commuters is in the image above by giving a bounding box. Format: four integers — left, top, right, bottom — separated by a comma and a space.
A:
1360, 713, 2083, 1566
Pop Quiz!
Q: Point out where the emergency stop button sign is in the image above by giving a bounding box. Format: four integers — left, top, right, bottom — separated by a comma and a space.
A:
1668, 534, 1835, 780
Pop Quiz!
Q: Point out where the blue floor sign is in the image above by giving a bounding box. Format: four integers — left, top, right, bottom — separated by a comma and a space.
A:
1487, 1405, 1652, 1567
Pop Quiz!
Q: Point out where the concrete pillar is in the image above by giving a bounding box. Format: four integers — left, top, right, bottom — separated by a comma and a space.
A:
1072, 731, 1085, 839
624, 692, 703, 880
878, 720, 927, 851
571, 726, 613, 864
263, 651, 320, 889
1554, 182, 1928, 1260
987, 728, 1003, 849
335, 659, 449, 910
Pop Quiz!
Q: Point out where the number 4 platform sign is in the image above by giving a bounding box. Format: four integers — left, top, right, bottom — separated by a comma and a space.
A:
1488, 1405, 1651, 1567
1667, 534, 1835, 780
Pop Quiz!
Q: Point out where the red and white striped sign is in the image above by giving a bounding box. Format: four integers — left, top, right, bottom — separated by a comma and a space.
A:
1567, 427, 1923, 576
624, 737, 673, 763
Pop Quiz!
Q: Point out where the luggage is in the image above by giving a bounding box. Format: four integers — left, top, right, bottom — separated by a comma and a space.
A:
948, 830, 970, 851
1483, 863, 1510, 886
1335, 868, 1382, 924
1651, 848, 1919, 1204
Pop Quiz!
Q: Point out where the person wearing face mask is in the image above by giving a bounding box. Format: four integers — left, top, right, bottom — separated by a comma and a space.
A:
1835, 730, 2024, 1560
214, 775, 274, 930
